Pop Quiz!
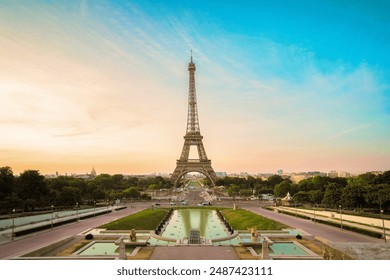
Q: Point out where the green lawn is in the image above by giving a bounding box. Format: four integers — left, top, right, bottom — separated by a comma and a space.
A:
99, 209, 168, 230
221, 209, 287, 230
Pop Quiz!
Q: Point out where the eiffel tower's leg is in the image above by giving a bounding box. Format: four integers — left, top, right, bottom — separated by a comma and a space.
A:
196, 140, 208, 161
170, 165, 184, 187
180, 139, 191, 161
203, 166, 218, 185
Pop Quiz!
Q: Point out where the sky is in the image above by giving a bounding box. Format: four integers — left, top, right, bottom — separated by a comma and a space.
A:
0, 0, 389, 175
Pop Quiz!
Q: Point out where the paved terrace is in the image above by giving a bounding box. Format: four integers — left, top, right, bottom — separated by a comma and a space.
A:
1, 201, 389, 260
244, 206, 390, 260
0, 206, 116, 245
271, 206, 389, 240
0, 205, 142, 259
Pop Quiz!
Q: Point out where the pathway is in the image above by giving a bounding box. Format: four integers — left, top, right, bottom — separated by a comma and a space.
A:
0, 206, 142, 259
150, 246, 238, 260
245, 206, 381, 243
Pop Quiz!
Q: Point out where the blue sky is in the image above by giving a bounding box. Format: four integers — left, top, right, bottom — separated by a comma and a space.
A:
0, 0, 389, 174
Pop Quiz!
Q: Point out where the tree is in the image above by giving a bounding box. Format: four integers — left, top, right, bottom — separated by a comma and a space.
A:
148, 184, 158, 190
57, 187, 82, 206
257, 185, 274, 194
0, 166, 14, 198
122, 187, 140, 199
227, 185, 240, 200
365, 184, 390, 210
141, 193, 152, 200
92, 188, 106, 200
23, 198, 37, 212
239, 189, 252, 198
274, 181, 296, 197
322, 183, 342, 208
292, 191, 309, 204
215, 178, 225, 186
341, 185, 366, 210
267, 175, 284, 187
17, 170, 49, 207
308, 189, 324, 204
46, 176, 71, 192
311, 176, 329, 190
342, 176, 369, 210
374, 171, 390, 184
111, 174, 125, 189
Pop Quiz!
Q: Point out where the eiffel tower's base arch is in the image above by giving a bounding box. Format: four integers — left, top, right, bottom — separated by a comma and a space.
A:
170, 161, 217, 188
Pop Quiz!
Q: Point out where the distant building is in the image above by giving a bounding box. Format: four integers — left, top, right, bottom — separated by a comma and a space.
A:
239, 172, 249, 178
327, 170, 351, 178
290, 171, 327, 183
328, 171, 338, 178
90, 167, 97, 178
215, 172, 227, 177
368, 171, 384, 175
258, 173, 274, 180
290, 174, 307, 183
277, 169, 283, 175
261, 194, 274, 201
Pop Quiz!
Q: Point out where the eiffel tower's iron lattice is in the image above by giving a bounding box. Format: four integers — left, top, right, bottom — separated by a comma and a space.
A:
170, 54, 217, 187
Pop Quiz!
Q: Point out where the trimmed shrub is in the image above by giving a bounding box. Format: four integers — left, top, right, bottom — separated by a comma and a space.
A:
85, 233, 94, 240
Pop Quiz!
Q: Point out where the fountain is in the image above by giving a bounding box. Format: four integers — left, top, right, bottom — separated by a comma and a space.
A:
150, 209, 238, 245
188, 229, 201, 244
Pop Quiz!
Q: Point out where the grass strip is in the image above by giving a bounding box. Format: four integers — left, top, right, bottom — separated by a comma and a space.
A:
222, 209, 287, 230
99, 209, 168, 230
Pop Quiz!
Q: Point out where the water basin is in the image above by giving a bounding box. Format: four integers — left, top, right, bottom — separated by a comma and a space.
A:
252, 242, 309, 256
78, 242, 134, 256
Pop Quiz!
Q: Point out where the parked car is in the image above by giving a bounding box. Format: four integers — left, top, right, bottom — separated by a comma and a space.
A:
169, 201, 176, 205
181, 201, 188, 205
201, 201, 212, 205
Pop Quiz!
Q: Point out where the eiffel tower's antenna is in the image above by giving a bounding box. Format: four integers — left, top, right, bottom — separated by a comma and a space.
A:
190, 50, 193, 63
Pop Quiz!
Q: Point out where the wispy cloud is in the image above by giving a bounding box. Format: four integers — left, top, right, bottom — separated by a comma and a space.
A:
328, 123, 372, 140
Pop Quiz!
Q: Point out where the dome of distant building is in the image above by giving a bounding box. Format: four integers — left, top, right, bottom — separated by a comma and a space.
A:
90, 167, 97, 177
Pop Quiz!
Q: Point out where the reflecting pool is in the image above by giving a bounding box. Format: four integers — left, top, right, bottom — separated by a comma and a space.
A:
161, 209, 228, 240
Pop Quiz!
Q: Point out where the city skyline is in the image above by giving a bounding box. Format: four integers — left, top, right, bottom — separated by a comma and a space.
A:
1, 1, 389, 175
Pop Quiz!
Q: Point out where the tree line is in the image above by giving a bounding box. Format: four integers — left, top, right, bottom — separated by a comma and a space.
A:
1, 165, 389, 214
216, 171, 390, 211
0, 166, 171, 213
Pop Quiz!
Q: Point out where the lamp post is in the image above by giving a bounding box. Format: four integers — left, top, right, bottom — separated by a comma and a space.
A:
76, 202, 79, 222
51, 205, 54, 230
339, 205, 343, 231
294, 201, 297, 217
11, 208, 15, 241
381, 208, 387, 243
93, 201, 96, 217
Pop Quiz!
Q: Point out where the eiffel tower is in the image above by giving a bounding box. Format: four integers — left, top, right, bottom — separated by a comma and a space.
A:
170, 53, 217, 187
